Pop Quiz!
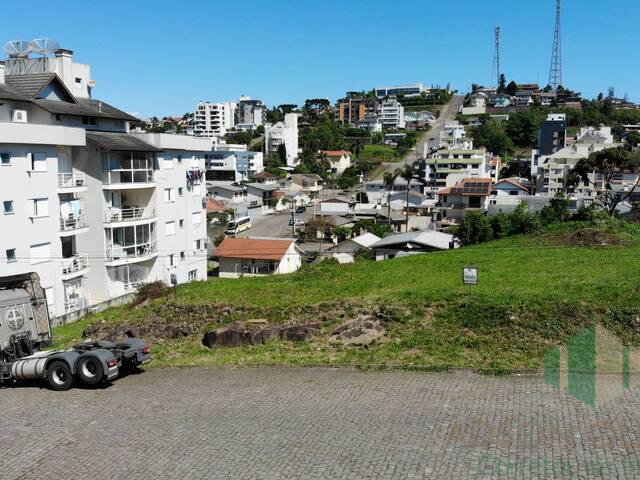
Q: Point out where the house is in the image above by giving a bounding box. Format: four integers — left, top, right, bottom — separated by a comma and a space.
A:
370, 231, 457, 261
206, 198, 229, 214
244, 182, 278, 209
206, 182, 247, 205
491, 178, 529, 196
364, 177, 423, 203
320, 150, 352, 175
290, 173, 323, 195
437, 178, 493, 224
357, 113, 382, 133
251, 171, 278, 184
327, 232, 381, 255
320, 196, 356, 215
0, 46, 207, 323
214, 237, 303, 278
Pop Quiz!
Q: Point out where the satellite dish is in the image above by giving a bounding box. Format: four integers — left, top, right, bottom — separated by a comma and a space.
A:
3, 40, 30, 58
28, 38, 60, 56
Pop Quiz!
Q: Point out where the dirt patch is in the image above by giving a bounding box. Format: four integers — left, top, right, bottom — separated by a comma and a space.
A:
543, 228, 628, 247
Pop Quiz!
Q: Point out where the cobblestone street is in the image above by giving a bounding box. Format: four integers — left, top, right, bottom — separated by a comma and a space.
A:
2, 367, 640, 479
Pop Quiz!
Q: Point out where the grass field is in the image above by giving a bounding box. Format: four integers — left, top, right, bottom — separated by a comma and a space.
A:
53, 221, 640, 371
358, 144, 398, 163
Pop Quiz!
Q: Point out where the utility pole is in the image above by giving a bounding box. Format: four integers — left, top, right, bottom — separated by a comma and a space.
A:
549, 0, 562, 91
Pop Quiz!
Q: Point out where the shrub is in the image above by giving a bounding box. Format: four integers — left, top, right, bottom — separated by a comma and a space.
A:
133, 281, 171, 306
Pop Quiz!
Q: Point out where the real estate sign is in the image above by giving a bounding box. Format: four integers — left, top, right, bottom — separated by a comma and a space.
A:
462, 267, 478, 285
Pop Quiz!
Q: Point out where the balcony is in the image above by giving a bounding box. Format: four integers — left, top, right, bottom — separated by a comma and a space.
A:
59, 213, 89, 236
57, 172, 87, 193
0, 122, 85, 146
102, 169, 155, 190
61, 254, 90, 280
105, 240, 158, 266
104, 207, 157, 225
64, 295, 89, 314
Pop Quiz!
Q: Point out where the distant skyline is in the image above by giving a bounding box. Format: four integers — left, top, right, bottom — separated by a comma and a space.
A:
3, 0, 638, 118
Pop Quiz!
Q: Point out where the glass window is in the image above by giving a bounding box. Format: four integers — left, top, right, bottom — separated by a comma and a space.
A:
29, 152, 47, 172
191, 212, 201, 225
5, 248, 16, 263
30, 243, 51, 264
30, 198, 49, 217
165, 221, 176, 236
1, 152, 11, 165
3, 200, 14, 214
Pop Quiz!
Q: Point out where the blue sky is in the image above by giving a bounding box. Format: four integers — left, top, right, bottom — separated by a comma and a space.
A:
3, 0, 638, 117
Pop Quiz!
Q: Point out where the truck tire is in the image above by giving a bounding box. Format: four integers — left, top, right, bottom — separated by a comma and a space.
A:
76, 356, 103, 386
46, 360, 73, 391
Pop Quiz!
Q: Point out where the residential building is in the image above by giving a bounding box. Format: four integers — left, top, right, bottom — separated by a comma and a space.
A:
537, 126, 617, 195
364, 177, 424, 204
265, 113, 298, 166
335, 94, 377, 125
320, 150, 352, 175
490, 178, 529, 196
377, 98, 405, 129
235, 96, 266, 129
205, 145, 264, 182
436, 178, 493, 224
206, 182, 247, 205
327, 232, 380, 255
375, 83, 426, 98
290, 173, 323, 195
426, 120, 469, 152
357, 113, 382, 133
370, 230, 456, 261
192, 101, 236, 137
531, 113, 566, 179
320, 196, 356, 215
420, 148, 491, 193
214, 237, 302, 278
461, 94, 487, 115
250, 171, 279, 184
0, 47, 206, 323
245, 182, 278, 209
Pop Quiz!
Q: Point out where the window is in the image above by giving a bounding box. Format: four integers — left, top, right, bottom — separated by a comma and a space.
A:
195, 239, 202, 250
74, 77, 82, 88
191, 211, 201, 225
30, 242, 51, 264
169, 254, 174, 267
177, 154, 183, 164
29, 198, 49, 218
1, 152, 11, 166
165, 221, 176, 236
180, 251, 185, 261
3, 201, 14, 215
55, 114, 62, 122
5, 248, 16, 263
188, 270, 197, 281
82, 117, 97, 126
178, 187, 184, 197
179, 219, 184, 229
164, 188, 175, 203
28, 152, 46, 172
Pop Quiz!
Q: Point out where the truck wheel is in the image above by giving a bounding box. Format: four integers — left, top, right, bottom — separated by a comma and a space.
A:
77, 356, 103, 386
46, 361, 73, 391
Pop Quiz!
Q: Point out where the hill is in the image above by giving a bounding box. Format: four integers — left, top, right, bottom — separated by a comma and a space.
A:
54, 221, 640, 372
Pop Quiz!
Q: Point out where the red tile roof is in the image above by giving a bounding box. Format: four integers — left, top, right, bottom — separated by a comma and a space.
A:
437, 178, 493, 196
320, 150, 351, 158
213, 238, 294, 261
252, 171, 278, 179
494, 178, 529, 192
206, 198, 229, 213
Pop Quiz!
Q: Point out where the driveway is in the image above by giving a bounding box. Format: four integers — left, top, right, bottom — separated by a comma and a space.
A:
2, 367, 639, 479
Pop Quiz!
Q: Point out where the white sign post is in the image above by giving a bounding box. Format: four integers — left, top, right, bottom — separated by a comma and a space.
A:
462, 267, 478, 285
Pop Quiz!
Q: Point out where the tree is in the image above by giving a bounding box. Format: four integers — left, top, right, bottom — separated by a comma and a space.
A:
277, 143, 287, 165
459, 210, 493, 245
509, 202, 541, 234
398, 165, 414, 232
505, 80, 518, 96
497, 74, 507, 94
505, 110, 543, 147
539, 193, 570, 225
383, 170, 399, 228
569, 147, 640, 216
472, 119, 515, 156
489, 213, 512, 239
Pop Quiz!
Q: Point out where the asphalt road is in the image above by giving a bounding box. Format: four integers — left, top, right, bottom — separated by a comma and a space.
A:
3, 367, 640, 479
375, 95, 464, 178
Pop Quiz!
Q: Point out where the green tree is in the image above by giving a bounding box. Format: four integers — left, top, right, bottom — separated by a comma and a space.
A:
569, 147, 640, 216
509, 203, 541, 234
539, 193, 570, 225
472, 119, 515, 156
459, 210, 493, 244
489, 213, 512, 239
505, 81, 518, 96
505, 110, 543, 147
277, 143, 287, 165
497, 74, 507, 94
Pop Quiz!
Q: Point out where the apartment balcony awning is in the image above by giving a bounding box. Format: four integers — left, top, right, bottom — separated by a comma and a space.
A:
86, 131, 162, 152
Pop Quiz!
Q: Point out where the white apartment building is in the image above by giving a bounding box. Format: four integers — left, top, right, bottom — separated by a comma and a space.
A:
265, 113, 298, 166
537, 126, 617, 195
377, 98, 405, 129
193, 101, 236, 137
0, 46, 207, 324
421, 148, 493, 193
235, 96, 266, 129
205, 143, 264, 182
426, 120, 471, 152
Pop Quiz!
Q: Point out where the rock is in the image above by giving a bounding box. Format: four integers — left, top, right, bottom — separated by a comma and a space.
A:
279, 325, 314, 342
329, 317, 385, 347
202, 322, 317, 349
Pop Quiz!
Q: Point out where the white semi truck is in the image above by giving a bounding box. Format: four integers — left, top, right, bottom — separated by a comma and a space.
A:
0, 273, 150, 391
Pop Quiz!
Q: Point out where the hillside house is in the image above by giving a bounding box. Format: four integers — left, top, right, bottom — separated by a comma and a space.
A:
214, 237, 303, 278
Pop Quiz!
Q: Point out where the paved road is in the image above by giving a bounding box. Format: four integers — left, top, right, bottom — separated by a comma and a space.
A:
3, 367, 640, 479
375, 95, 464, 178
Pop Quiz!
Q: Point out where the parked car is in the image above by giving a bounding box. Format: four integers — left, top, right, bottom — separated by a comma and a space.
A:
288, 217, 304, 226
295, 206, 306, 214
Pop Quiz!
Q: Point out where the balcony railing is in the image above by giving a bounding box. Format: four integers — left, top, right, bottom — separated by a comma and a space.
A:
60, 213, 88, 232
61, 254, 89, 276
104, 207, 156, 223
102, 169, 154, 185
57, 172, 85, 188
106, 240, 158, 262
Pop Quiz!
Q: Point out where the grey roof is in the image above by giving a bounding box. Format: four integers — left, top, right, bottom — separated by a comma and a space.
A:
244, 182, 278, 192
206, 182, 245, 192
0, 82, 30, 101
34, 97, 139, 122
371, 230, 454, 250
86, 131, 161, 152
5, 73, 59, 98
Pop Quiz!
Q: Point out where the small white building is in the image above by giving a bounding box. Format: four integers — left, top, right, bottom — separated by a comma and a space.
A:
214, 237, 302, 278
328, 232, 380, 255
265, 113, 299, 166
370, 230, 457, 261
320, 150, 351, 175
377, 98, 405, 129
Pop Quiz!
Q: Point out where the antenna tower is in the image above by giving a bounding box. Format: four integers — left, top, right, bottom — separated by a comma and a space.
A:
491, 27, 501, 88
548, 0, 562, 91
